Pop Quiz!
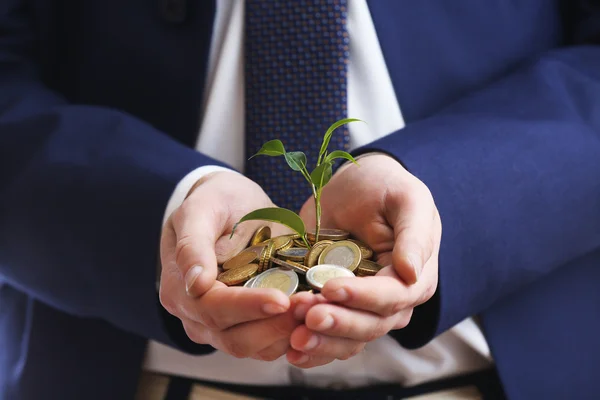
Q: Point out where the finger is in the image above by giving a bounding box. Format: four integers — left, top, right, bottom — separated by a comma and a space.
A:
290, 291, 327, 321
212, 312, 300, 359
180, 286, 291, 330
253, 338, 290, 361
168, 199, 222, 297
303, 302, 410, 341
387, 183, 437, 284
286, 348, 335, 369
320, 269, 418, 317
290, 325, 366, 360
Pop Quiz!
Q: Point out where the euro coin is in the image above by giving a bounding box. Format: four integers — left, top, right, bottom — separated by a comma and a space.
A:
269, 235, 294, 252
217, 263, 259, 286
271, 257, 310, 275
318, 240, 362, 272
293, 239, 308, 248
307, 228, 349, 242
277, 247, 309, 262
306, 264, 355, 291
222, 245, 263, 270
356, 259, 384, 276
348, 239, 373, 260
258, 240, 276, 273
244, 275, 258, 288
251, 267, 299, 296
304, 240, 334, 268
250, 226, 271, 246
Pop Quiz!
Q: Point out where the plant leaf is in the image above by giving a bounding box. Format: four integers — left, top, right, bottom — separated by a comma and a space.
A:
310, 161, 333, 190
324, 150, 358, 165
318, 118, 363, 163
284, 151, 307, 171
248, 139, 286, 159
230, 207, 306, 239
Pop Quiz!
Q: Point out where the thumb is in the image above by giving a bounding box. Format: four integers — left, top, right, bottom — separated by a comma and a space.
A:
389, 192, 436, 285
169, 201, 223, 298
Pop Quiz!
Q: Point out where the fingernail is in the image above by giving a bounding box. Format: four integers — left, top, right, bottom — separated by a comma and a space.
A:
315, 314, 334, 331
303, 334, 319, 351
293, 303, 309, 320
262, 302, 287, 315
407, 253, 422, 281
327, 287, 349, 302
295, 353, 309, 365
185, 266, 203, 296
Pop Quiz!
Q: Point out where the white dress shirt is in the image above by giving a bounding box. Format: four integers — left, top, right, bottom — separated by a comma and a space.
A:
143, 0, 493, 389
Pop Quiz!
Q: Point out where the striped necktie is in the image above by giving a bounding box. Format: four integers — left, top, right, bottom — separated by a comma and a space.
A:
244, 0, 349, 212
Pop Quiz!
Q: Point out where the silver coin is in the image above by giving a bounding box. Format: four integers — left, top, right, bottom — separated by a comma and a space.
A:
250, 267, 299, 296
243, 275, 258, 288
306, 264, 355, 291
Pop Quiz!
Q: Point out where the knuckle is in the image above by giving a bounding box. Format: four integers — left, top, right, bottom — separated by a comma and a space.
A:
418, 281, 438, 306
198, 310, 221, 331
366, 319, 388, 342
222, 339, 249, 359
349, 343, 366, 358
396, 310, 414, 329
385, 298, 405, 317
158, 291, 176, 315
256, 350, 284, 362
174, 236, 195, 269
182, 322, 204, 344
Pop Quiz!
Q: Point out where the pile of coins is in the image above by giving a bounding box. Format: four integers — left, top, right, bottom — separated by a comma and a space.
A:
217, 227, 384, 296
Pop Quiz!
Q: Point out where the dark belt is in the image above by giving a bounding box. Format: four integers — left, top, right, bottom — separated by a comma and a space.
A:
138, 367, 506, 400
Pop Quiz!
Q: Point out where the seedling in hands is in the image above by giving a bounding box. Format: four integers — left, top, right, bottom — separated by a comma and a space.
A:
230, 118, 363, 247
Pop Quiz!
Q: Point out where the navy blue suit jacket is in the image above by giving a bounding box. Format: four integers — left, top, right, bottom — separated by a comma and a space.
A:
1, 1, 599, 399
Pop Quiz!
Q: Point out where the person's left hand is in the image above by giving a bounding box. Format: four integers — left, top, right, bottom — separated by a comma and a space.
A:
286, 154, 441, 368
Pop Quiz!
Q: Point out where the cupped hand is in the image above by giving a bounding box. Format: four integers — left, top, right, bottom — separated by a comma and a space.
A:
287, 154, 441, 368
159, 171, 300, 361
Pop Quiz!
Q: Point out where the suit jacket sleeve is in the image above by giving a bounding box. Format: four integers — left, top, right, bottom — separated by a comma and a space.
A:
355, 4, 600, 348
0, 1, 220, 353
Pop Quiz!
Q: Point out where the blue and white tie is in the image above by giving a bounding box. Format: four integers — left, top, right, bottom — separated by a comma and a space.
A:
244, 0, 350, 212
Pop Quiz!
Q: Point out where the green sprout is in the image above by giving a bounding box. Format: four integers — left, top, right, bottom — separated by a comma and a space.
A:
230, 118, 363, 247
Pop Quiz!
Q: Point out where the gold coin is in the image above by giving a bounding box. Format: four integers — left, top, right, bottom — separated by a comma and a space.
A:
271, 257, 310, 275
307, 228, 350, 242
269, 235, 294, 252
277, 247, 309, 262
348, 239, 373, 260
222, 246, 262, 270
259, 240, 276, 272
318, 240, 362, 272
306, 264, 355, 290
293, 239, 308, 248
217, 263, 259, 286
304, 240, 334, 268
356, 259, 384, 276
250, 226, 271, 246
251, 268, 299, 296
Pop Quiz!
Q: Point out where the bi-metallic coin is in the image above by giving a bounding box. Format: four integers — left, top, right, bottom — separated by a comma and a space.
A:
306, 264, 355, 291
277, 247, 309, 262
251, 267, 299, 296
318, 240, 362, 272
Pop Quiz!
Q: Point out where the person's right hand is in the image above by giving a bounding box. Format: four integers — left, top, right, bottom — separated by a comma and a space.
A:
159, 171, 300, 361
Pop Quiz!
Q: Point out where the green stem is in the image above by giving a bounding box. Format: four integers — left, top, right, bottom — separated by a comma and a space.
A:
313, 187, 321, 243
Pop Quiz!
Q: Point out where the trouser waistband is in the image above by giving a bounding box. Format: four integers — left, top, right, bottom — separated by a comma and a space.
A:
135, 367, 506, 400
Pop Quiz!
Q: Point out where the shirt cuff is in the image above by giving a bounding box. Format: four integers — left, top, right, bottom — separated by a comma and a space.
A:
162, 165, 240, 226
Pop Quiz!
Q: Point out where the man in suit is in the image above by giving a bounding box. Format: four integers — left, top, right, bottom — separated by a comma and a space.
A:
1, 1, 599, 399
